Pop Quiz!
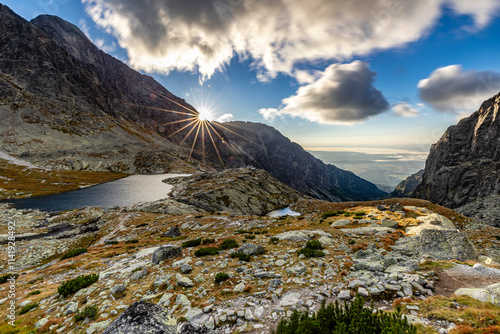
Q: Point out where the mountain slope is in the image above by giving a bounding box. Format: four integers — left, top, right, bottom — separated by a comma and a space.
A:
413, 91, 500, 215
390, 169, 423, 198
0, 4, 385, 201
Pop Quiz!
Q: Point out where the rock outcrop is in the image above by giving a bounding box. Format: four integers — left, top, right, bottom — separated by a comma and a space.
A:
132, 168, 303, 216
413, 92, 500, 223
102, 301, 177, 334
391, 169, 423, 198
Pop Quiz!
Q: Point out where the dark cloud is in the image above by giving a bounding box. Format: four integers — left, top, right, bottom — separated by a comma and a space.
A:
259, 61, 389, 124
418, 65, 500, 112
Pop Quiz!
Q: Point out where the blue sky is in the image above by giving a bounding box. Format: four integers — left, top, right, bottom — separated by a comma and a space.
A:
4, 0, 500, 151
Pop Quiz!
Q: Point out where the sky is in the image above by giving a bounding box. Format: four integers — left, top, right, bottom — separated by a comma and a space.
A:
4, 0, 500, 153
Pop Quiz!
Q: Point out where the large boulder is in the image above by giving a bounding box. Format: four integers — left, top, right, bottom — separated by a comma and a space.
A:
163, 226, 181, 238
152, 244, 182, 264
418, 229, 477, 261
237, 243, 265, 256
102, 301, 176, 334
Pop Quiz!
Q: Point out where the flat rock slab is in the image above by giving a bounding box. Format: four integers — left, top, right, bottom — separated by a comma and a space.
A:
406, 213, 456, 236
279, 292, 301, 306
102, 301, 176, 334
418, 229, 477, 261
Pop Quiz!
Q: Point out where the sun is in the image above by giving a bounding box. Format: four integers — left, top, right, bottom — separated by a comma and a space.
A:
197, 107, 215, 122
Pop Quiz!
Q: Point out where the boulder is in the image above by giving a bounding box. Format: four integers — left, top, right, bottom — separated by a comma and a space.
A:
102, 301, 176, 334
418, 229, 477, 261
237, 243, 265, 256
152, 244, 182, 264
163, 226, 181, 238
454, 287, 500, 305
380, 219, 399, 228
331, 219, 351, 227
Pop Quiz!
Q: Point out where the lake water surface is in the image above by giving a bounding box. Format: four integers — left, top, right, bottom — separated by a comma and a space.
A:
8, 174, 189, 212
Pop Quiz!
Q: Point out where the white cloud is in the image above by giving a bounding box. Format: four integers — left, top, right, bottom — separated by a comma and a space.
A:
82, 0, 500, 81
216, 113, 234, 122
259, 61, 388, 124
393, 102, 420, 117
418, 65, 500, 113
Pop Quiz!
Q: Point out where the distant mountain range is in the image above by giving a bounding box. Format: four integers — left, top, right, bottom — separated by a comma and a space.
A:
0, 4, 385, 202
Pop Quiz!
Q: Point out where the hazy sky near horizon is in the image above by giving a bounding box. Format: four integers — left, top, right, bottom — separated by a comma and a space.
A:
5, 0, 500, 150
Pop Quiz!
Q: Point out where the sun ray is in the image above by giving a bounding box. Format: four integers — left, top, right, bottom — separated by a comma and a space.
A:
204, 121, 224, 166
201, 121, 206, 166
147, 88, 199, 115
156, 116, 198, 128
189, 122, 202, 161
178, 120, 200, 148
166, 119, 198, 139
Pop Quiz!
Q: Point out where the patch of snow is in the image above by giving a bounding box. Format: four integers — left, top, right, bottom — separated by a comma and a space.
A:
0, 151, 37, 168
267, 207, 301, 217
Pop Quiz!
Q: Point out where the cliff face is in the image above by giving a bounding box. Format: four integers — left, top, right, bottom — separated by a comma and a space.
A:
0, 5, 385, 201
414, 92, 500, 209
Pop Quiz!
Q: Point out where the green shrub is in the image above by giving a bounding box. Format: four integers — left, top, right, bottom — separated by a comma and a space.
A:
269, 237, 279, 244
19, 302, 39, 315
245, 235, 256, 240
194, 215, 203, 218
60, 247, 87, 260
214, 272, 230, 284
321, 211, 338, 219
27, 290, 41, 296
219, 239, 238, 250
353, 211, 366, 216
194, 247, 218, 257
273, 297, 416, 334
344, 212, 352, 217
202, 238, 215, 245
353, 216, 364, 220
297, 216, 305, 220
0, 273, 19, 284
126, 239, 139, 244
136, 223, 148, 227
348, 239, 356, 245
58, 273, 99, 297
182, 238, 202, 247
298, 240, 325, 258
74, 305, 98, 322
230, 252, 251, 262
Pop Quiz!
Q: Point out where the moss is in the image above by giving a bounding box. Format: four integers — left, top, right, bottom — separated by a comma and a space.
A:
60, 247, 87, 260
19, 303, 39, 315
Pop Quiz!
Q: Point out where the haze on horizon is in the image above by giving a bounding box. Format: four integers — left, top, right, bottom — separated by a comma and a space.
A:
5, 0, 500, 153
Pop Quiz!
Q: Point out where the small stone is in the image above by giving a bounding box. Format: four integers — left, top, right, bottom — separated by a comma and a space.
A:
180, 264, 193, 274
358, 287, 369, 298
177, 276, 194, 287
110, 284, 126, 295
163, 226, 181, 238
151, 244, 182, 264
245, 308, 257, 321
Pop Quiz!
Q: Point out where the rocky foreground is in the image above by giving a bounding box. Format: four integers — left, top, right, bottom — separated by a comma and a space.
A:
1, 197, 500, 334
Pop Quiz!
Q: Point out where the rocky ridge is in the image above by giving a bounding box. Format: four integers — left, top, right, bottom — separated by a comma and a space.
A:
391, 169, 423, 198
1, 197, 500, 334
414, 91, 500, 226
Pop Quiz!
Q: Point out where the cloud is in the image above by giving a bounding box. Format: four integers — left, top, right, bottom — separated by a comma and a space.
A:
393, 102, 420, 117
259, 61, 388, 124
82, 0, 500, 81
216, 113, 234, 122
418, 65, 500, 112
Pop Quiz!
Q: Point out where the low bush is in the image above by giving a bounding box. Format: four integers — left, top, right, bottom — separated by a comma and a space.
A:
126, 239, 139, 244
182, 238, 202, 247
245, 235, 256, 240
231, 252, 251, 262
219, 239, 238, 250
194, 247, 218, 257
27, 290, 41, 296
269, 237, 279, 244
214, 272, 230, 284
298, 240, 325, 258
273, 297, 416, 334
74, 305, 98, 322
58, 273, 99, 297
202, 238, 215, 245
60, 247, 87, 260
0, 273, 19, 284
19, 302, 39, 315
321, 211, 338, 219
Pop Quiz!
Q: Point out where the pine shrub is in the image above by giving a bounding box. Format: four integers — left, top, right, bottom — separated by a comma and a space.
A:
19, 302, 39, 315
60, 247, 87, 260
194, 247, 218, 257
321, 211, 339, 219
74, 305, 98, 322
182, 238, 202, 247
202, 238, 215, 245
297, 240, 325, 258
230, 252, 251, 262
214, 272, 230, 284
273, 297, 416, 334
0, 273, 19, 284
58, 273, 99, 297
219, 239, 238, 250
